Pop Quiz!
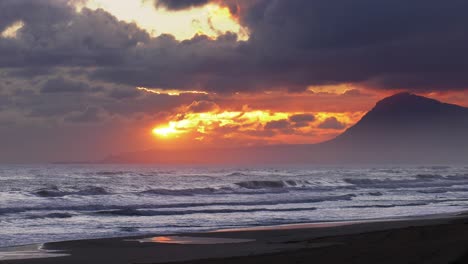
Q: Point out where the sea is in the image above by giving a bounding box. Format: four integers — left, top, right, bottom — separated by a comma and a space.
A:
1, 164, 468, 247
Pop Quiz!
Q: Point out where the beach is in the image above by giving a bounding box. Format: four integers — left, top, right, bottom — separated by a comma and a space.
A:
3, 213, 468, 264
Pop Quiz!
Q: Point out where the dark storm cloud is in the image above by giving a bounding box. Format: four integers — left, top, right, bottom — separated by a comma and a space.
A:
0, 1, 149, 68
155, 0, 210, 10
88, 0, 468, 93
239, 0, 468, 91
1, 0, 468, 94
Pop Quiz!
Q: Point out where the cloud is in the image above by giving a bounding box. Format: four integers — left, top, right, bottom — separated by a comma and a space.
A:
318, 117, 346, 130
1, 0, 468, 162
65, 106, 102, 123
1, 0, 468, 94
41, 77, 99, 94
289, 114, 315, 127
186, 101, 219, 113
264, 119, 290, 130
0, 1, 149, 68
155, 0, 210, 10
154, 0, 241, 15
90, 0, 468, 93
342, 89, 364, 97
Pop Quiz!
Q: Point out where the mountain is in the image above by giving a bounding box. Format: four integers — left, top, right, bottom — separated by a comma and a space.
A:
319, 92, 468, 163
103, 93, 468, 164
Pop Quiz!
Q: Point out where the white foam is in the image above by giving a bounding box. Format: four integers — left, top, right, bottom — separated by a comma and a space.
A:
0, 244, 69, 261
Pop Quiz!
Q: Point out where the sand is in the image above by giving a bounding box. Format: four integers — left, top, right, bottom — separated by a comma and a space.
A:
3, 213, 468, 264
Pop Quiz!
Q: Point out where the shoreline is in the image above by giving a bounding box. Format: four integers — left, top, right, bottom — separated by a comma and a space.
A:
2, 211, 468, 263
0, 211, 459, 250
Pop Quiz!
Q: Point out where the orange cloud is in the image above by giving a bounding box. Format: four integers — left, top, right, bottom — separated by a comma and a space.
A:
134, 87, 394, 149
151, 103, 365, 146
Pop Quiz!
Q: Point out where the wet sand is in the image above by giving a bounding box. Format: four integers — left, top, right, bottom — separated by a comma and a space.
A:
3, 213, 468, 264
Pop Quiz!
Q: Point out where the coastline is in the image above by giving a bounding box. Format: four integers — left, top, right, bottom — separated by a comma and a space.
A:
3, 212, 468, 264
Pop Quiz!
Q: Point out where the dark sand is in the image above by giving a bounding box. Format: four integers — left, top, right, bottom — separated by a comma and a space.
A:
3, 213, 468, 264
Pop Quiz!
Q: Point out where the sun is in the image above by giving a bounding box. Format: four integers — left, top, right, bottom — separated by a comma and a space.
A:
152, 127, 175, 137
152, 123, 181, 138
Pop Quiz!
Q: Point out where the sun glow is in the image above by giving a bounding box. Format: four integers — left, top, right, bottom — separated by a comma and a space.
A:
79, 0, 248, 40
152, 123, 180, 137
151, 108, 365, 143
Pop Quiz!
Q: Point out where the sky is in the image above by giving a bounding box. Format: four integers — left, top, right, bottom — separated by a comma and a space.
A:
1, 0, 468, 162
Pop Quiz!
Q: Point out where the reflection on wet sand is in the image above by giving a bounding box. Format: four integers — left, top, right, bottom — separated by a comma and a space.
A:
138, 236, 255, 245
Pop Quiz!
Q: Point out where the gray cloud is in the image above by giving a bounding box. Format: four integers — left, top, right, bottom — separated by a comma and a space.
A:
318, 117, 346, 130
65, 106, 102, 123
1, 0, 468, 94
41, 77, 99, 93
264, 119, 290, 130
289, 114, 315, 127
0, 2, 149, 68
90, 0, 468, 92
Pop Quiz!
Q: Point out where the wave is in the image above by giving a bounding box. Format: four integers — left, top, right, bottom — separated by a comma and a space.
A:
94, 206, 318, 217
417, 187, 468, 194
34, 186, 109, 197
94, 171, 130, 176
226, 172, 249, 177
141, 180, 319, 196
371, 169, 402, 174
0, 194, 356, 216
344, 174, 468, 189
417, 166, 451, 170
27, 213, 73, 219
345, 202, 429, 209
415, 174, 445, 179
142, 187, 223, 196
119, 226, 139, 232
235, 180, 311, 189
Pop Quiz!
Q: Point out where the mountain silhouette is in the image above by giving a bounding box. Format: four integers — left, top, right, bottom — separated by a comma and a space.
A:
320, 92, 468, 163
103, 93, 468, 164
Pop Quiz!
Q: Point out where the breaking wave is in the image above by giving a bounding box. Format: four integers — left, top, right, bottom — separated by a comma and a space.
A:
235, 180, 311, 189
346, 202, 429, 209
27, 213, 74, 219
344, 174, 468, 189
142, 187, 222, 196
141, 180, 322, 196
34, 186, 109, 197
94, 207, 318, 217
0, 194, 356, 216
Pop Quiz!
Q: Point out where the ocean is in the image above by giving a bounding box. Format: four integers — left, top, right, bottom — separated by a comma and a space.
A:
1, 164, 468, 247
